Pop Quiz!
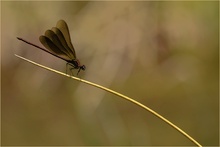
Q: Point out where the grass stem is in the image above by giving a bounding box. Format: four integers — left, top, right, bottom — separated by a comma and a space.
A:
15, 54, 202, 147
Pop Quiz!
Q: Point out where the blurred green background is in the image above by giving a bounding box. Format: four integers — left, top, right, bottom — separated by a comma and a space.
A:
1, 1, 219, 146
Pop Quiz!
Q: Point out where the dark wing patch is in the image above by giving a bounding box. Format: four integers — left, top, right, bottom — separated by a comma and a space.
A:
51, 27, 76, 58
39, 35, 65, 55
56, 20, 76, 57
39, 20, 77, 60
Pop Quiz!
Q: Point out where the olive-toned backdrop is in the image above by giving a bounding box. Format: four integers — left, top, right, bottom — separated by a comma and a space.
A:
1, 1, 219, 146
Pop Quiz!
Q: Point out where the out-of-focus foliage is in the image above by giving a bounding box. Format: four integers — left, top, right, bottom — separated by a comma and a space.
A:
1, 1, 219, 146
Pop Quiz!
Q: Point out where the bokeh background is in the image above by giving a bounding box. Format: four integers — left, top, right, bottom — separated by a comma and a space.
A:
1, 1, 219, 146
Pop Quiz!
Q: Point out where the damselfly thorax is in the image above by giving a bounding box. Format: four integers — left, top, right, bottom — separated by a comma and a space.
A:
67, 59, 86, 75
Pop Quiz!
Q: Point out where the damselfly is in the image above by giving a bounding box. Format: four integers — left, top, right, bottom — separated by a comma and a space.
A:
17, 19, 86, 75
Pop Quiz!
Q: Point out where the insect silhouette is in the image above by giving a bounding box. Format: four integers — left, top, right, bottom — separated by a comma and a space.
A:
17, 19, 86, 75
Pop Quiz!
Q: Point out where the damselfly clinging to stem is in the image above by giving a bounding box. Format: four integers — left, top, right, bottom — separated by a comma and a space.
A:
17, 19, 86, 75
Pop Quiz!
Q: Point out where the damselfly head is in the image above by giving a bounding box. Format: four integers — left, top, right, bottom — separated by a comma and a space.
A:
81, 65, 86, 70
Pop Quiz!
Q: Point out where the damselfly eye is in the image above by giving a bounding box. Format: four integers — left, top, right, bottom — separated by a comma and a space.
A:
81, 65, 86, 70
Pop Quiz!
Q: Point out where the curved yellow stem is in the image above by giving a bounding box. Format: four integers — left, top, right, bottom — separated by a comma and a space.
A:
15, 54, 202, 147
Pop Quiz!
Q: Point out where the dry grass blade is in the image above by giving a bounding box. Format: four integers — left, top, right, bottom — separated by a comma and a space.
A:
15, 54, 202, 147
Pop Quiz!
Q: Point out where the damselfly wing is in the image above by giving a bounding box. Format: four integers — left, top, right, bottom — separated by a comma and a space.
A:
17, 20, 85, 75
39, 20, 86, 75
